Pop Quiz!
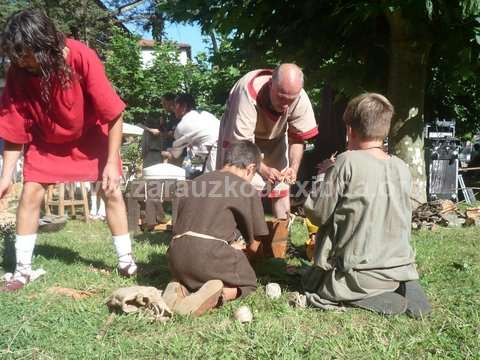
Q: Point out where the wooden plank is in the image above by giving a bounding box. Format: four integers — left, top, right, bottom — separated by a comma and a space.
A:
459, 167, 480, 172
68, 183, 76, 217
81, 182, 89, 222
59, 183, 65, 217
126, 197, 141, 232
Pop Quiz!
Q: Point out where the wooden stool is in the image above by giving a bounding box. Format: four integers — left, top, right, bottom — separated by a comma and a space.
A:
44, 182, 90, 221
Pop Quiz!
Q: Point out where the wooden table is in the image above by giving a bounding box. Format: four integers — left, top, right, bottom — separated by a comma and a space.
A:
124, 179, 188, 232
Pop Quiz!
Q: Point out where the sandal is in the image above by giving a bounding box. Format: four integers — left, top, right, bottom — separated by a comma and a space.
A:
0, 273, 31, 292
117, 262, 138, 278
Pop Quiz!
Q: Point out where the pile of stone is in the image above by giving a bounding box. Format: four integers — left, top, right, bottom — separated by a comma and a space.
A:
412, 200, 480, 230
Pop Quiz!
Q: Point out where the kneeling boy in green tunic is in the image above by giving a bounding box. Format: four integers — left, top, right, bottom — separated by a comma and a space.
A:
302, 93, 431, 318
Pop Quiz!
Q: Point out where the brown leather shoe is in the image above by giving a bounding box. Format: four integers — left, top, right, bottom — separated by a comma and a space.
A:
162, 281, 189, 310
174, 280, 223, 317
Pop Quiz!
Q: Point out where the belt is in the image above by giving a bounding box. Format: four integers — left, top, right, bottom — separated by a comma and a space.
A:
172, 231, 228, 245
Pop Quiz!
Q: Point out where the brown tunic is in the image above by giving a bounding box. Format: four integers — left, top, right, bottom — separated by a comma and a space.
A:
168, 171, 268, 296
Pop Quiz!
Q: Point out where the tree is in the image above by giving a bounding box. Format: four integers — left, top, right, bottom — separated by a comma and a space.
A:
105, 0, 165, 41
0, 0, 120, 49
159, 0, 480, 204
181, 36, 251, 117
0, 0, 29, 28
103, 30, 192, 122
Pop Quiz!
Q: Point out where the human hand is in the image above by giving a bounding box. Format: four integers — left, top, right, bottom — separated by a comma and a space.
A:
161, 151, 172, 160
259, 164, 282, 184
148, 128, 161, 136
281, 167, 297, 184
231, 240, 247, 250
0, 177, 12, 200
244, 239, 262, 262
102, 162, 121, 196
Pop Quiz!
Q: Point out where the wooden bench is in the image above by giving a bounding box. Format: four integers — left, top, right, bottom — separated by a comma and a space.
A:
124, 179, 188, 232
44, 183, 90, 221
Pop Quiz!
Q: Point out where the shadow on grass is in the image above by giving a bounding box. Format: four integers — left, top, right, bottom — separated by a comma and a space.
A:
31, 232, 309, 293
35, 244, 110, 270
135, 252, 171, 289
133, 230, 172, 246
35, 243, 172, 288
253, 258, 305, 292
252, 240, 312, 292
133, 234, 310, 292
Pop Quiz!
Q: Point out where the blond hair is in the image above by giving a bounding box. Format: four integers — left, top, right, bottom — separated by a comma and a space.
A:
343, 93, 394, 141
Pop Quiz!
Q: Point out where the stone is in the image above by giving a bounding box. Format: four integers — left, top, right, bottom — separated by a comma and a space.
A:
265, 282, 282, 299
234, 306, 253, 323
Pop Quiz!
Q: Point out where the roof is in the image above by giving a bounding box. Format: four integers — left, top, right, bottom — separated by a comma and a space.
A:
138, 39, 192, 61
138, 39, 191, 50
122, 122, 144, 136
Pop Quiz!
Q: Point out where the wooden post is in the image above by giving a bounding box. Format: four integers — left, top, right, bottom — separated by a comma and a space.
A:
59, 183, 65, 217
81, 182, 90, 222
44, 185, 53, 216
68, 184, 76, 218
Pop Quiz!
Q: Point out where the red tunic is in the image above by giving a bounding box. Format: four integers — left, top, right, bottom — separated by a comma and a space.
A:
0, 39, 125, 183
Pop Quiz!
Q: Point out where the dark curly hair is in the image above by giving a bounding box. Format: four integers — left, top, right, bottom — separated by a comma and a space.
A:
0, 9, 72, 104
175, 93, 196, 112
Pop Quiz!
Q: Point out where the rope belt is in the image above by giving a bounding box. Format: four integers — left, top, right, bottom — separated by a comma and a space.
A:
172, 231, 228, 245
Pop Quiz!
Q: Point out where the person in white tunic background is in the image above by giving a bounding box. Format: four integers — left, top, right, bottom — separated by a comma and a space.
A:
162, 93, 220, 173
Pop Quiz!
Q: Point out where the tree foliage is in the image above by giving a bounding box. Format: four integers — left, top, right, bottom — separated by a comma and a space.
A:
103, 29, 237, 123
104, 0, 165, 41
0, 0, 120, 49
159, 0, 480, 202
160, 0, 480, 131
103, 29, 187, 122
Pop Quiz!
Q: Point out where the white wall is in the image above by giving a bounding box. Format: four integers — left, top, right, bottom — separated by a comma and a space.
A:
140, 48, 190, 68
140, 49, 156, 68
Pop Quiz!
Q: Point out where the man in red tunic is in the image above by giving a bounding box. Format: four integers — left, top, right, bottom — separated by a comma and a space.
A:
0, 9, 137, 291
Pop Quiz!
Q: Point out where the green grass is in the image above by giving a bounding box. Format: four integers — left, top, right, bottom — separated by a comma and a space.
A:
0, 220, 479, 359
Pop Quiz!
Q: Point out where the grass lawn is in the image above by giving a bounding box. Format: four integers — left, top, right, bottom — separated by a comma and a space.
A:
0, 220, 479, 359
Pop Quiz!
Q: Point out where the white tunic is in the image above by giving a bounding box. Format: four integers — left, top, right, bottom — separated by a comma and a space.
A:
169, 110, 220, 172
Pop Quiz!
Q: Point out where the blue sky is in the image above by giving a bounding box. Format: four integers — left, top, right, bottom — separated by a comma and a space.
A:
163, 22, 210, 58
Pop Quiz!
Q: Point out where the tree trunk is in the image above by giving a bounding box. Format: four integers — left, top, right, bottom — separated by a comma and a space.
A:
387, 10, 432, 205
209, 30, 219, 54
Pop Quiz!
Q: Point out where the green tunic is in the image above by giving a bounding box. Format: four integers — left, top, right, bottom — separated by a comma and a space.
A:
302, 151, 419, 308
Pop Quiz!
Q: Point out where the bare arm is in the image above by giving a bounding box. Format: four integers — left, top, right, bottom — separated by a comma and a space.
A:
0, 141, 23, 199
288, 140, 304, 175
107, 114, 123, 164
102, 114, 123, 193
280, 140, 304, 183
1, 142, 22, 179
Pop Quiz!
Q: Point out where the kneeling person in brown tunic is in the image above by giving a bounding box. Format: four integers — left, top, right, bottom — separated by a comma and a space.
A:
164, 141, 268, 316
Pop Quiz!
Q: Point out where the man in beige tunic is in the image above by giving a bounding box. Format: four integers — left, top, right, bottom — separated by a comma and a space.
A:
302, 93, 431, 318
217, 64, 318, 219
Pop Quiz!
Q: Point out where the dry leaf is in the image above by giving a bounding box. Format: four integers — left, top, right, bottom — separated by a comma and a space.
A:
47, 287, 94, 300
